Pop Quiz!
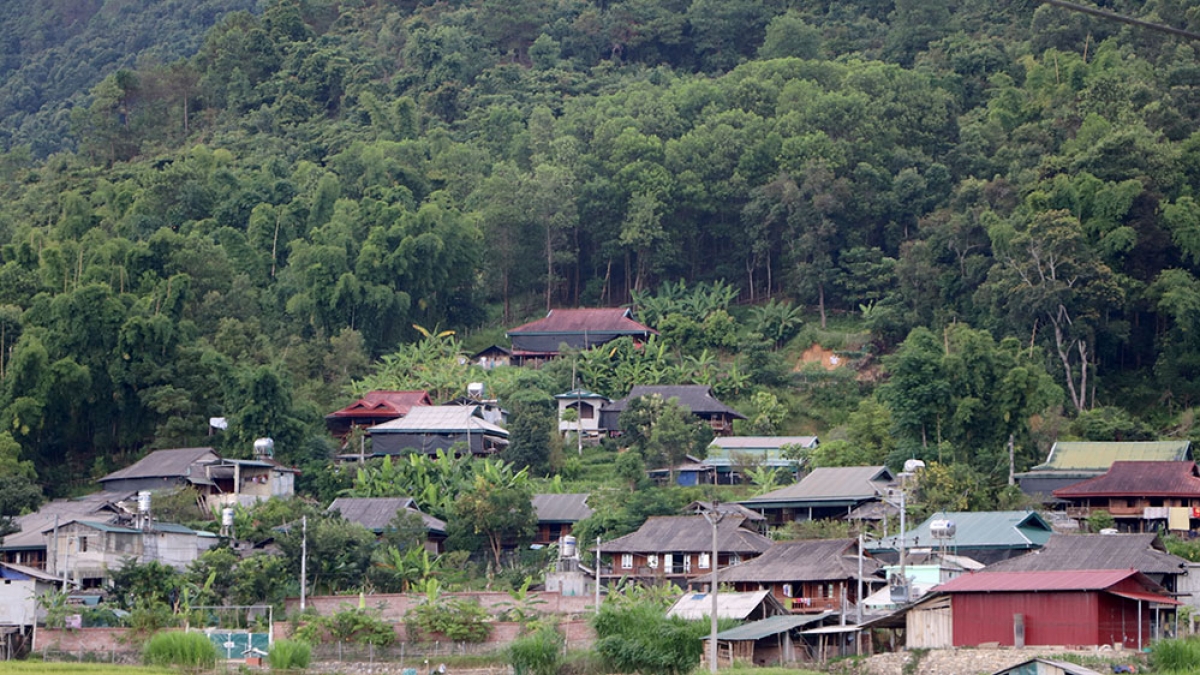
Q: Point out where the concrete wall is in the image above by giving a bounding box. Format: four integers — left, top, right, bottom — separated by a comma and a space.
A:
274, 619, 595, 649
285, 591, 595, 621
35, 628, 126, 653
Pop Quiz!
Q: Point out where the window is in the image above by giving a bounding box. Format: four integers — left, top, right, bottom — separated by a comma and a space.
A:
648, 554, 659, 569
621, 554, 633, 570
698, 553, 710, 569
683, 555, 691, 573
78, 537, 87, 553
782, 584, 793, 598
664, 554, 673, 572
729, 553, 741, 565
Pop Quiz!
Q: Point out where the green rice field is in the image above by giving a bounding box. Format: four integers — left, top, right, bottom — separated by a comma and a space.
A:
0, 665, 175, 675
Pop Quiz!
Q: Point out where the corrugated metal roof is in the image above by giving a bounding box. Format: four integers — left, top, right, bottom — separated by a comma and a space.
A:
532, 494, 593, 523
667, 590, 783, 620
507, 308, 653, 335
99, 447, 218, 483
710, 613, 834, 641
0, 561, 62, 583
604, 385, 746, 419
368, 406, 509, 436
992, 658, 1104, 675
717, 539, 879, 584
1053, 461, 1200, 498
982, 533, 1187, 576
598, 516, 773, 554
554, 389, 609, 401
327, 497, 446, 534
1036, 441, 1192, 471
934, 569, 1141, 593
740, 466, 892, 506
873, 511, 1053, 552
710, 437, 819, 451
0, 493, 130, 551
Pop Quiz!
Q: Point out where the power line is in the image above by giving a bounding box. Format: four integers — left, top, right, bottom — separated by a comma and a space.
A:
1037, 0, 1200, 42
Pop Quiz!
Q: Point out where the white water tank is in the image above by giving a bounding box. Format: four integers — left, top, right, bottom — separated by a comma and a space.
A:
930, 519, 956, 539
904, 459, 927, 474
137, 491, 152, 514
468, 382, 485, 399
254, 437, 274, 457
561, 535, 578, 559
221, 507, 235, 528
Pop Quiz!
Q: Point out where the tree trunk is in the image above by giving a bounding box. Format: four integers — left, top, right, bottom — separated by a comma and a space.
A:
818, 281, 827, 329
545, 225, 554, 311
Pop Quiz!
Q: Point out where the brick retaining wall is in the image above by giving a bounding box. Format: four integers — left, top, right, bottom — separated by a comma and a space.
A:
285, 591, 594, 621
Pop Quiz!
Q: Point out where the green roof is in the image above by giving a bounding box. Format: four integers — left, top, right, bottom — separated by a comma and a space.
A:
1035, 441, 1191, 472
709, 613, 833, 641
76, 521, 140, 534
871, 511, 1053, 552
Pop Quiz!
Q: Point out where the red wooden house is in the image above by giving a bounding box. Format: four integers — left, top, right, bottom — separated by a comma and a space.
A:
908, 569, 1179, 649
324, 390, 433, 442
1053, 460, 1200, 533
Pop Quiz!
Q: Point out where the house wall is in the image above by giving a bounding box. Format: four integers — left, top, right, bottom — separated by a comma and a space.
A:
371, 433, 498, 456
0, 578, 44, 626
908, 597, 953, 648
558, 400, 603, 435
99, 476, 188, 494
949, 591, 1152, 648
606, 551, 753, 582
47, 525, 142, 584
731, 580, 853, 614
141, 531, 209, 570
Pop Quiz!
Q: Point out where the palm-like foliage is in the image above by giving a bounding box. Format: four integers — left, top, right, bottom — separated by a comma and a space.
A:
750, 299, 804, 348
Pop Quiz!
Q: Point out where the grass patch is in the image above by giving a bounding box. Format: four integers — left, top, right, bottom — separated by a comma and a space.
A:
0, 666, 176, 675
1151, 636, 1200, 674
141, 631, 218, 669
268, 638, 311, 670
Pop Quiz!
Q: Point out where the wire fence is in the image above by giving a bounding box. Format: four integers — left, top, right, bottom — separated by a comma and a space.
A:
310, 640, 508, 661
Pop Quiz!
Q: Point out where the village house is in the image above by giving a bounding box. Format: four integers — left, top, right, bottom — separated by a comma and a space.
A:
1052, 461, 1200, 533
596, 515, 772, 586
531, 493, 593, 547
703, 436, 817, 485
554, 389, 610, 439
601, 385, 746, 437
43, 519, 218, 588
739, 466, 893, 526
326, 497, 447, 554
1016, 440, 1192, 500
716, 538, 883, 614
0, 492, 130, 570
871, 510, 1054, 565
366, 405, 509, 457
97, 445, 298, 512
506, 307, 656, 365
980, 533, 1190, 597
905, 569, 1178, 649
324, 390, 433, 442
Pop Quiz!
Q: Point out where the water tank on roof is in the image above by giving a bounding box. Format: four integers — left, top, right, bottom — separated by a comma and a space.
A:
930, 519, 956, 539
254, 437, 274, 457
561, 535, 577, 559
468, 382, 485, 399
137, 491, 152, 514
904, 459, 927, 474
222, 508, 235, 528
1100, 528, 1119, 535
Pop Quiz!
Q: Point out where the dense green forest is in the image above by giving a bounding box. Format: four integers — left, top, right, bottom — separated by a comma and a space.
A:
1, 0, 1200, 506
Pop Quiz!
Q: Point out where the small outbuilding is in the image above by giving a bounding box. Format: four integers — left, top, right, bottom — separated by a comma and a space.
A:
990, 659, 1104, 675
907, 569, 1179, 649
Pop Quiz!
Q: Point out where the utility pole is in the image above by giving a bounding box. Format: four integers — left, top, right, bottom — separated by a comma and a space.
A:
300, 516, 308, 612
595, 536, 602, 614
702, 505, 725, 673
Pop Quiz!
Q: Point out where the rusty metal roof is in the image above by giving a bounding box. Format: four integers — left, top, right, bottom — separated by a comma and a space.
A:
1035, 441, 1191, 471
507, 308, 654, 335
935, 569, 1143, 593
326, 390, 432, 420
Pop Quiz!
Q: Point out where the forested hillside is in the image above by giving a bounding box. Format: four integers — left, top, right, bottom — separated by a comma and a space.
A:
1, 0, 1199, 504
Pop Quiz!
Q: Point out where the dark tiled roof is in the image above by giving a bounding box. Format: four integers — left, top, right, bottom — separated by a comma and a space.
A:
98, 447, 218, 483
507, 308, 654, 335
718, 539, 879, 583
1053, 461, 1200, 498
326, 390, 433, 420
604, 385, 746, 419
981, 534, 1187, 576
597, 516, 772, 555
327, 497, 446, 534
532, 494, 593, 523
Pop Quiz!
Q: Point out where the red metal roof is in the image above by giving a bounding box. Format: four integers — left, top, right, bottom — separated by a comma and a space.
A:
325, 390, 433, 420
507, 308, 655, 335
1053, 461, 1200, 498
934, 569, 1167, 594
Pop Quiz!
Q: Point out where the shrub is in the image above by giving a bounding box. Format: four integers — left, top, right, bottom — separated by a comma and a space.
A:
268, 639, 312, 670
509, 625, 563, 675
293, 607, 397, 646
592, 601, 733, 675
406, 595, 492, 643
1151, 636, 1200, 673
142, 631, 218, 669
